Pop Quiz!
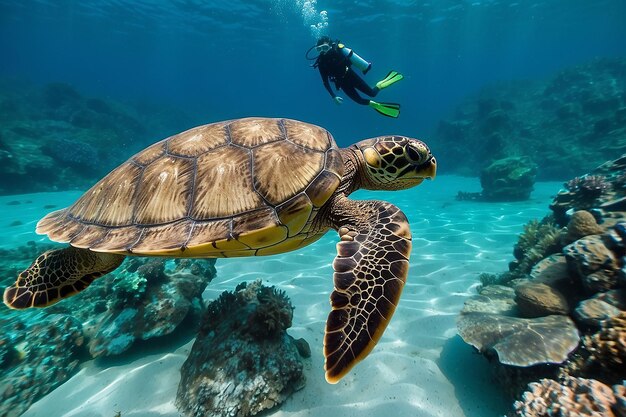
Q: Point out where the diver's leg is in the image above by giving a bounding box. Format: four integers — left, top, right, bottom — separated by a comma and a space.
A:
348, 71, 379, 97
342, 84, 370, 105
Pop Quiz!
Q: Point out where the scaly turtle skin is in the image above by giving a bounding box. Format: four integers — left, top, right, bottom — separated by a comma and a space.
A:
3, 117, 436, 383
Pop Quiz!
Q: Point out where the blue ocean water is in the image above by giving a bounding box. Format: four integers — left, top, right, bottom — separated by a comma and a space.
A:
1, 1, 626, 416
1, 0, 625, 142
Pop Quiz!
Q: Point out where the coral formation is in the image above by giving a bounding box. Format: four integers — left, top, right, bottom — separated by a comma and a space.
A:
0, 313, 84, 417
43, 257, 216, 357
458, 298, 579, 367
574, 291, 626, 327
434, 58, 626, 180
176, 280, 308, 417
584, 312, 626, 373
458, 156, 538, 202
564, 235, 620, 294
513, 377, 626, 417
550, 154, 626, 227
248, 286, 294, 340
565, 175, 611, 200
0, 255, 217, 415
562, 210, 604, 245
512, 219, 562, 275
89, 258, 215, 357
0, 79, 193, 194
457, 153, 626, 416
514, 282, 569, 318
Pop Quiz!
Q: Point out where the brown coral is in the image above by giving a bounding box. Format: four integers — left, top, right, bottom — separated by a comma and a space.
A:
584, 311, 626, 370
513, 376, 625, 417
563, 210, 604, 245
514, 282, 569, 317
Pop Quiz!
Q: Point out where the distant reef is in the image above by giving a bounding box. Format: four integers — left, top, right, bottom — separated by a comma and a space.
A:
0, 79, 193, 195
433, 57, 626, 180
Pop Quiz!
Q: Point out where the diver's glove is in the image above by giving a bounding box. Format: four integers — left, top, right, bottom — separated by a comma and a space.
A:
333, 96, 344, 105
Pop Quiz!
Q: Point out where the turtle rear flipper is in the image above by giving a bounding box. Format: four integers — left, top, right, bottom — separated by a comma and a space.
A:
3, 247, 125, 309
325, 197, 411, 383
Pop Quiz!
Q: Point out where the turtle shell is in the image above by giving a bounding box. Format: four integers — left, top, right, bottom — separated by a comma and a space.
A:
37, 118, 344, 257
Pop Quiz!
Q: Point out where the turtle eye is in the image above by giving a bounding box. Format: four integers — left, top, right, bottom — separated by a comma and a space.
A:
404, 144, 425, 164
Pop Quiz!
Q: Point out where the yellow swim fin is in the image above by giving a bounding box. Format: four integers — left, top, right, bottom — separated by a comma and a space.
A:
368, 101, 400, 118
375, 71, 404, 90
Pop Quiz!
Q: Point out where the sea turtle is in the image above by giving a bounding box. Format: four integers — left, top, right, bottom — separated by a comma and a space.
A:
3, 117, 436, 383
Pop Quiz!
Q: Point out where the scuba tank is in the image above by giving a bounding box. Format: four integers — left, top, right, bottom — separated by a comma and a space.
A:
337, 43, 372, 74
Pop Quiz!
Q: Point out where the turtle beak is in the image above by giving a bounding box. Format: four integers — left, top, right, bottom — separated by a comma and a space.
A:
414, 156, 437, 180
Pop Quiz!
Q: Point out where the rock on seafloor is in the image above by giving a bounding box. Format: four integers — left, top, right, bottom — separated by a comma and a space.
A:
480, 157, 537, 201
0, 314, 84, 417
176, 280, 309, 417
42, 257, 217, 358
0, 256, 216, 417
86, 258, 216, 357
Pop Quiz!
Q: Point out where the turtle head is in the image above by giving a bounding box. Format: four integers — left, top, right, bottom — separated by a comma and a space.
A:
355, 136, 436, 191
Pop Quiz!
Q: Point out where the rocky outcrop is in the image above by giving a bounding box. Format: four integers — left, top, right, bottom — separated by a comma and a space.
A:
457, 154, 626, 415
176, 280, 308, 417
457, 156, 538, 202
0, 80, 192, 194
45, 257, 217, 358
0, 313, 84, 417
433, 58, 626, 180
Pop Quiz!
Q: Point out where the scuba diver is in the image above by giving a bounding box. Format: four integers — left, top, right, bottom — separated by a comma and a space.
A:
306, 36, 404, 118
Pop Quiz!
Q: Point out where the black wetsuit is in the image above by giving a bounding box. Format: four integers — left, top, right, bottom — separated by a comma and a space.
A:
316, 45, 378, 106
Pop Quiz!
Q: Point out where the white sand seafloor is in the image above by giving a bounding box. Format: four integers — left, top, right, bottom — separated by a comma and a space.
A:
0, 176, 565, 417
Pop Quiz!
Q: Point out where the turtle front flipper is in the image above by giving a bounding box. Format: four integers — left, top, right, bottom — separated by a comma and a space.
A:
325, 196, 411, 383
3, 247, 125, 309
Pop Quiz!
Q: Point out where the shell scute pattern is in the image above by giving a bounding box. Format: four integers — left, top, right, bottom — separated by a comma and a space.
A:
282, 118, 332, 151
133, 141, 166, 165
37, 118, 342, 256
229, 118, 284, 148
69, 162, 142, 226
167, 122, 228, 157
191, 146, 261, 219
133, 156, 195, 224
253, 140, 324, 205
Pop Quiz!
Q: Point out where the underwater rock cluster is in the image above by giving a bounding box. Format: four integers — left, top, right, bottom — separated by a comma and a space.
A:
457, 154, 626, 416
48, 257, 217, 357
176, 280, 309, 417
0, 79, 192, 194
0, 313, 84, 417
0, 255, 216, 415
456, 156, 537, 202
434, 57, 626, 180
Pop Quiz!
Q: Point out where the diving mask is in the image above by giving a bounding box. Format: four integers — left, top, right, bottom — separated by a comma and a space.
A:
315, 43, 331, 53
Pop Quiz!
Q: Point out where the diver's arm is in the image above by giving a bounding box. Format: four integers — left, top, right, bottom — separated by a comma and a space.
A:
319, 68, 336, 98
